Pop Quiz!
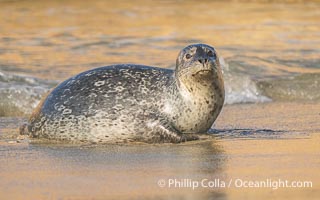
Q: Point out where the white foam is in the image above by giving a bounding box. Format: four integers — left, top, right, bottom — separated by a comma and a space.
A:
220, 57, 271, 104
0, 71, 56, 115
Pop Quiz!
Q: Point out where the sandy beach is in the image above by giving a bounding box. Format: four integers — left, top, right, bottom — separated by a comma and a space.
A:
1, 101, 319, 200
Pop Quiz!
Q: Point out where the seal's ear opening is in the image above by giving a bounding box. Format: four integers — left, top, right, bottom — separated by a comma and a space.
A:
175, 48, 186, 70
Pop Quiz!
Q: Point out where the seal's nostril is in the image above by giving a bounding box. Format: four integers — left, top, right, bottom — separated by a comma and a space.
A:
198, 59, 208, 64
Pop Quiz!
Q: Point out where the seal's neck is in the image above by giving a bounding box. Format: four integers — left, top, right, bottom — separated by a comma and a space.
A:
176, 70, 223, 96
171, 70, 224, 133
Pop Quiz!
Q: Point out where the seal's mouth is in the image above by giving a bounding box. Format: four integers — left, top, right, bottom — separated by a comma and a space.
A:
193, 69, 213, 76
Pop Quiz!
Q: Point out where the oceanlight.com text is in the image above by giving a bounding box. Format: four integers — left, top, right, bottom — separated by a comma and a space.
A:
157, 178, 313, 190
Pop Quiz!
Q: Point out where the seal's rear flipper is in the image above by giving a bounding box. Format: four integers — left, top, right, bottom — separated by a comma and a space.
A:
19, 123, 30, 135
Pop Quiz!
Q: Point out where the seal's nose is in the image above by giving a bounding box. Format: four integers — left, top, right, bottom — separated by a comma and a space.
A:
198, 58, 208, 64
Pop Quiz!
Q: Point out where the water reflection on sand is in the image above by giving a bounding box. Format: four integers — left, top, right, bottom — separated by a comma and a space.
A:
0, 140, 227, 199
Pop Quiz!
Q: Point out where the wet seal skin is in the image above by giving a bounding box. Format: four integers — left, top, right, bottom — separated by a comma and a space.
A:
20, 44, 225, 144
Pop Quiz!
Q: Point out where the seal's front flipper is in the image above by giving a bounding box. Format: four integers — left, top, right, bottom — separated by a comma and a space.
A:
178, 134, 200, 142
148, 123, 199, 143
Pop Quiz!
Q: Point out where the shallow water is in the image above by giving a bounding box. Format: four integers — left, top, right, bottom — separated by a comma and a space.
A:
1, 1, 320, 199
1, 0, 320, 115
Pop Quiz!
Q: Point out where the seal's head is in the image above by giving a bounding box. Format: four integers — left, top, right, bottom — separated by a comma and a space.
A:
175, 44, 221, 86
173, 44, 225, 134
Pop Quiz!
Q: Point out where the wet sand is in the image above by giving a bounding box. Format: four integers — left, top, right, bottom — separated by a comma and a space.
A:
1, 102, 319, 200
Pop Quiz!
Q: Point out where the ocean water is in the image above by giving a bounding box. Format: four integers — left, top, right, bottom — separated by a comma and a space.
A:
1, 0, 320, 117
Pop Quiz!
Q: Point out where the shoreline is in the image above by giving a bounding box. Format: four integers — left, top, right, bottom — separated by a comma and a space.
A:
1, 101, 320, 141
216, 101, 320, 134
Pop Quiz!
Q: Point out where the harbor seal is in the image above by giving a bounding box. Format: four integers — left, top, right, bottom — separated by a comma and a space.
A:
20, 44, 225, 143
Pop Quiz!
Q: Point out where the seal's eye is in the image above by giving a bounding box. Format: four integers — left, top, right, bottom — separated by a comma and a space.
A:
185, 54, 192, 59
208, 50, 215, 57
